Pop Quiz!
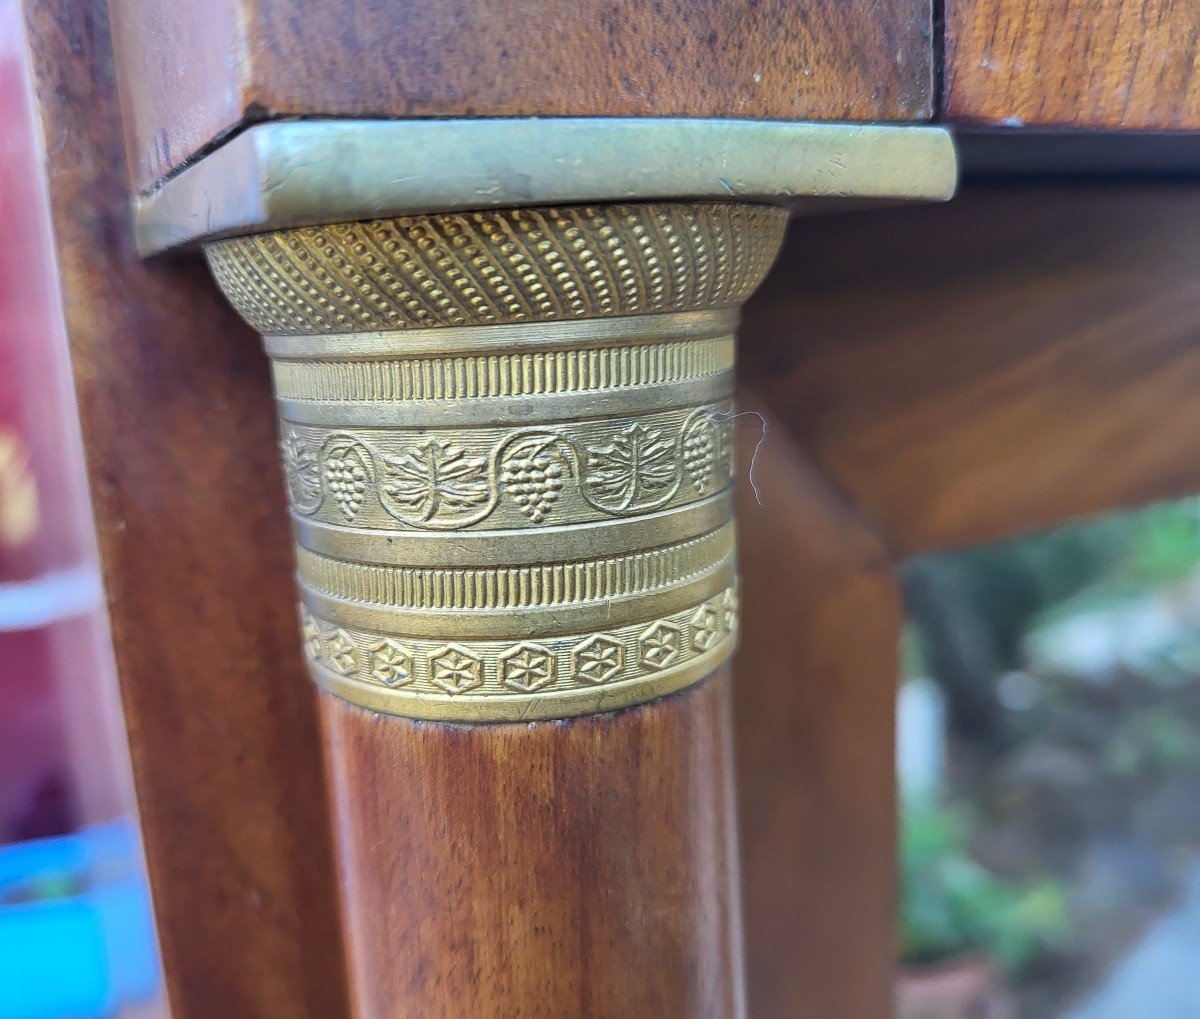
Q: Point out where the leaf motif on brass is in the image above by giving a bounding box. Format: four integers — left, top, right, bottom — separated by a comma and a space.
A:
326, 628, 358, 675
572, 635, 624, 685
368, 639, 414, 686
282, 431, 323, 514
583, 423, 680, 513
638, 621, 682, 671
690, 602, 724, 651
298, 605, 322, 662
381, 438, 491, 526
430, 644, 484, 694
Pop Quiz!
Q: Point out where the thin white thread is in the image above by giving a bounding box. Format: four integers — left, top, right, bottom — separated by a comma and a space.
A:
707, 410, 768, 506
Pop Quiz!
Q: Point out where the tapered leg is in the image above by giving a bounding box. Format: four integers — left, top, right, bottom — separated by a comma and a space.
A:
323, 672, 743, 1016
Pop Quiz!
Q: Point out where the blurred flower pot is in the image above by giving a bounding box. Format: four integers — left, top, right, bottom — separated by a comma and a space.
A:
896, 954, 1015, 1019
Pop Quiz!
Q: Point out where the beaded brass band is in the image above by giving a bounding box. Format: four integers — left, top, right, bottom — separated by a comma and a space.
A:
205, 201, 787, 721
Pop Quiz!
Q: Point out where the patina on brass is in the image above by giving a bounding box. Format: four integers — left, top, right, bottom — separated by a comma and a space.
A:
138, 117, 957, 254
205, 201, 787, 721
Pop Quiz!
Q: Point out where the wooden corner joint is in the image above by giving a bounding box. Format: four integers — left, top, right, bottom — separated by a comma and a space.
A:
204, 201, 789, 721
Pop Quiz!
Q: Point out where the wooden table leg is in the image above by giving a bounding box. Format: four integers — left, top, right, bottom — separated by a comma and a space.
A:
201, 202, 787, 1014
323, 674, 743, 1015
735, 395, 903, 1018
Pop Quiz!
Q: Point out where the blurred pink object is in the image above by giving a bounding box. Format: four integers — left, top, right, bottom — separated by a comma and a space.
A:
0, 0, 132, 840
897, 955, 1016, 1019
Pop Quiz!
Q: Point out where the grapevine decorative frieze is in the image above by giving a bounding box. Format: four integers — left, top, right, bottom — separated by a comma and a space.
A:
280, 404, 735, 531
205, 200, 789, 721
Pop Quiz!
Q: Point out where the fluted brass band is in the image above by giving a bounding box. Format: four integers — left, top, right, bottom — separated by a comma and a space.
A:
205, 201, 787, 720
296, 522, 735, 615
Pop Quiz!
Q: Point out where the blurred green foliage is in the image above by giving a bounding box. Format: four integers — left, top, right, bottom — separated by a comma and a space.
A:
904, 498, 1200, 745
1104, 705, 1200, 778
930, 497, 1200, 662
1128, 501, 1200, 586
900, 808, 1069, 972
900, 496, 1200, 999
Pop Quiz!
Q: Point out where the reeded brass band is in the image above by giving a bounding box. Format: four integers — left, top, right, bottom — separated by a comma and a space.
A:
205, 201, 787, 720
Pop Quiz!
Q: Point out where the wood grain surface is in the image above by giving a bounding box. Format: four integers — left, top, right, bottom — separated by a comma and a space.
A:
734, 396, 902, 1018
945, 0, 1200, 129
112, 0, 934, 191
322, 672, 744, 1018
19, 1, 349, 1014
741, 184, 1200, 557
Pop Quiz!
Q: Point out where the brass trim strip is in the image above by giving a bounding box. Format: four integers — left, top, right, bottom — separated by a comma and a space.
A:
295, 522, 735, 610
298, 558, 736, 639
262, 308, 740, 359
301, 585, 738, 722
271, 335, 736, 402
276, 375, 734, 427
292, 491, 735, 568
139, 117, 958, 254
310, 641, 734, 722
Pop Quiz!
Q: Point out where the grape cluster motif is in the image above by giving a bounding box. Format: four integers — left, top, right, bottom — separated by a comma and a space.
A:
501, 439, 566, 523
682, 425, 717, 493
323, 439, 371, 521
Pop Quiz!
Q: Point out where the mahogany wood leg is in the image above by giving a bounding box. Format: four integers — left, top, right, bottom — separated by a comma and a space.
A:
735, 395, 903, 1018
201, 202, 788, 1014
322, 674, 743, 1016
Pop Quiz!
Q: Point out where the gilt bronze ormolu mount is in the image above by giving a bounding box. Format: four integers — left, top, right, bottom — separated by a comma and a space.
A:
205, 202, 781, 720
143, 118, 957, 722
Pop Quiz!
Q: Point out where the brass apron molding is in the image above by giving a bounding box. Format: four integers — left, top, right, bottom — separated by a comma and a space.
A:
138, 117, 958, 255
205, 201, 787, 721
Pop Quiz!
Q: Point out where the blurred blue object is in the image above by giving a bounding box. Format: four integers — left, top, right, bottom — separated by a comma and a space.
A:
0, 821, 160, 1018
